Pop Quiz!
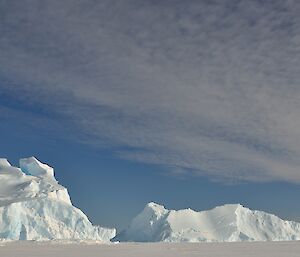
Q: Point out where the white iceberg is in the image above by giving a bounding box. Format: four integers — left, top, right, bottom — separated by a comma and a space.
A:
0, 157, 116, 241
115, 202, 300, 242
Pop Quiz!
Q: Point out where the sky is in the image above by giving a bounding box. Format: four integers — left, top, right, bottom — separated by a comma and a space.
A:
1, 0, 300, 230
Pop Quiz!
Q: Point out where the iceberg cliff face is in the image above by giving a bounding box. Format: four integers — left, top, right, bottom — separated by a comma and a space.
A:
0, 157, 116, 241
115, 202, 300, 242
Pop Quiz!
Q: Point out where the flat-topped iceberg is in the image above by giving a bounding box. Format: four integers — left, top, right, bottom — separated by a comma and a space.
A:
0, 157, 116, 241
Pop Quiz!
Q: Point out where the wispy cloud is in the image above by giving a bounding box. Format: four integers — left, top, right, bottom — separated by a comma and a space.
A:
1, 0, 300, 182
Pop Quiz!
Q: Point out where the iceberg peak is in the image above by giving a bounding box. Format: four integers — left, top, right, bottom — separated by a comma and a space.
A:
213, 203, 244, 211
145, 202, 166, 212
0, 158, 11, 168
19, 156, 55, 180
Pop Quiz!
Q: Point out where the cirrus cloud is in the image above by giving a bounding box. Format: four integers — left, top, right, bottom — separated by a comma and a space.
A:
1, 0, 300, 183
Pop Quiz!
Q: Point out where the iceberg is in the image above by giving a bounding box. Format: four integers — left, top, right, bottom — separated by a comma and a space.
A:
0, 157, 116, 241
115, 202, 300, 242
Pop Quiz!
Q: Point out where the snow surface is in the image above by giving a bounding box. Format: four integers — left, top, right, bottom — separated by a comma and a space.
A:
1, 241, 300, 257
0, 157, 116, 241
115, 202, 300, 242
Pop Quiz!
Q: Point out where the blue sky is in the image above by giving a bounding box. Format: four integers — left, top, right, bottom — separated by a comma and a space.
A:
1, 0, 300, 230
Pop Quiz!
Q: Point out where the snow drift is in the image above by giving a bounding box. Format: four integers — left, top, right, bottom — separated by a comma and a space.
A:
115, 202, 300, 242
0, 157, 116, 241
